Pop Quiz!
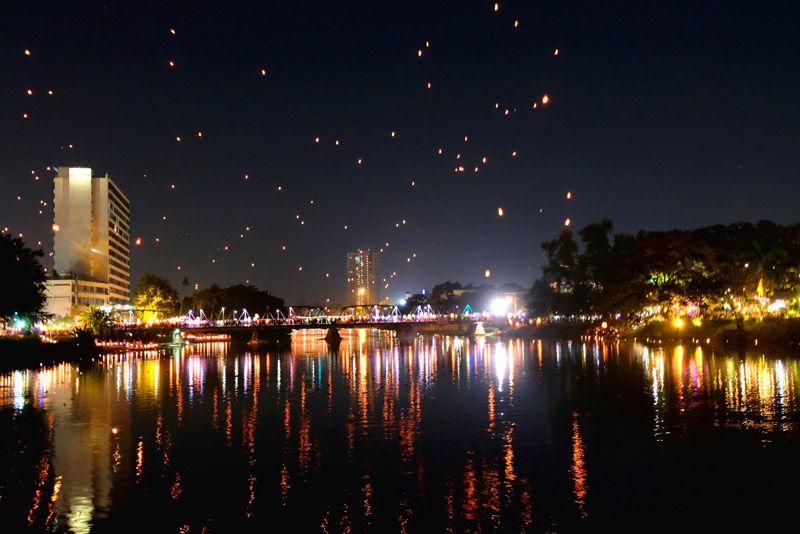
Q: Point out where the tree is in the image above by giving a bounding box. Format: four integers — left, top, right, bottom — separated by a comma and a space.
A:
529, 218, 800, 322
79, 305, 116, 338
531, 229, 590, 316
133, 274, 180, 322
400, 293, 429, 314
218, 284, 284, 315
578, 219, 613, 306
597, 232, 647, 315
0, 233, 47, 323
189, 284, 284, 319
430, 281, 462, 308
191, 284, 224, 317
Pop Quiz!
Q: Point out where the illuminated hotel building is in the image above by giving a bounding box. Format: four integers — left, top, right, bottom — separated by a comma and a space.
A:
46, 167, 131, 316
346, 249, 380, 305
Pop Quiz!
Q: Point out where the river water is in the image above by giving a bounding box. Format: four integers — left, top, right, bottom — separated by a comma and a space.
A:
1, 330, 798, 532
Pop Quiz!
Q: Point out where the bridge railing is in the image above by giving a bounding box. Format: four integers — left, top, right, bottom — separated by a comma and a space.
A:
120, 313, 491, 330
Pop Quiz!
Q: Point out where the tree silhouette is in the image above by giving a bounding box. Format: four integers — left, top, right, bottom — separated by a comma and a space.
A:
0, 233, 47, 323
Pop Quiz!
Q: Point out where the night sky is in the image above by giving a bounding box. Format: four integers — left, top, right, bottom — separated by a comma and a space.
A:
2, 1, 798, 304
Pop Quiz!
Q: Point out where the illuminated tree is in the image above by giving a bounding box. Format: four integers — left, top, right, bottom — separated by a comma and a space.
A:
133, 274, 180, 322
529, 219, 800, 322
79, 305, 116, 338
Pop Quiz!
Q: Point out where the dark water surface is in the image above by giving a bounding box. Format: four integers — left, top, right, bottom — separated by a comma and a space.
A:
2, 331, 799, 532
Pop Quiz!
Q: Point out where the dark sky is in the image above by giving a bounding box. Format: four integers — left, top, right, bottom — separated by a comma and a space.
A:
1, 1, 798, 304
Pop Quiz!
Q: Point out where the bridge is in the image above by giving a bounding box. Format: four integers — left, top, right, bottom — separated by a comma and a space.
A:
107, 302, 485, 327
175, 303, 438, 324
118, 307, 501, 344
110, 302, 511, 345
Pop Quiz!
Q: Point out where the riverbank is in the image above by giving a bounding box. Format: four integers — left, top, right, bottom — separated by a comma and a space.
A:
502, 321, 592, 340
0, 336, 99, 373
626, 317, 800, 350
504, 317, 800, 352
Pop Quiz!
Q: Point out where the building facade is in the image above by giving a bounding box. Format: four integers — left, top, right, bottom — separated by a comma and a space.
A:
44, 276, 110, 318
346, 250, 380, 305
47, 167, 131, 317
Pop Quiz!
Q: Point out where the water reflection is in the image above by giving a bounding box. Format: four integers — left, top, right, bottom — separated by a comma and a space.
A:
570, 412, 588, 519
640, 343, 799, 437
1, 333, 799, 531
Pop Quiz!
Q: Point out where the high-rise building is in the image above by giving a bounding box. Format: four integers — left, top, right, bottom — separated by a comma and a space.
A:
346, 249, 380, 305
46, 167, 130, 316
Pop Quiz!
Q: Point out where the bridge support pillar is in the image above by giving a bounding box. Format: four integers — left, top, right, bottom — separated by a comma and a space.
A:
324, 327, 342, 346
396, 324, 418, 343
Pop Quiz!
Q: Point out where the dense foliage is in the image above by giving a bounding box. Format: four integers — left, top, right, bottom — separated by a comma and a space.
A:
133, 273, 181, 322
78, 305, 116, 338
0, 234, 47, 323
188, 284, 284, 319
529, 219, 800, 320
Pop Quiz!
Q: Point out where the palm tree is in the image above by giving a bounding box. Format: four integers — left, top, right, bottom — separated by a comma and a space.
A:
79, 305, 116, 339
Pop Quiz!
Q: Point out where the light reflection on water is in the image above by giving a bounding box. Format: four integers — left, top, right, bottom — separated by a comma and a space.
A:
641, 344, 798, 439
1, 331, 799, 532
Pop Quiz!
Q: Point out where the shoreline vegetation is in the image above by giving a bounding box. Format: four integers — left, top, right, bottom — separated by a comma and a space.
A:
0, 336, 99, 373
504, 317, 800, 353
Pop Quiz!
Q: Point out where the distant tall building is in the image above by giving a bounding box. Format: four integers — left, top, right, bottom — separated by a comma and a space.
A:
346, 250, 380, 305
46, 167, 131, 316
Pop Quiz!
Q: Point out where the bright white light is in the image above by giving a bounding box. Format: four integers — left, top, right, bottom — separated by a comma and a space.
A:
490, 297, 509, 316
768, 299, 787, 313
399, 299, 407, 306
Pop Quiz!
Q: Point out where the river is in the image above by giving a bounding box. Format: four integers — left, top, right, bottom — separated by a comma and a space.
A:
1, 330, 798, 532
